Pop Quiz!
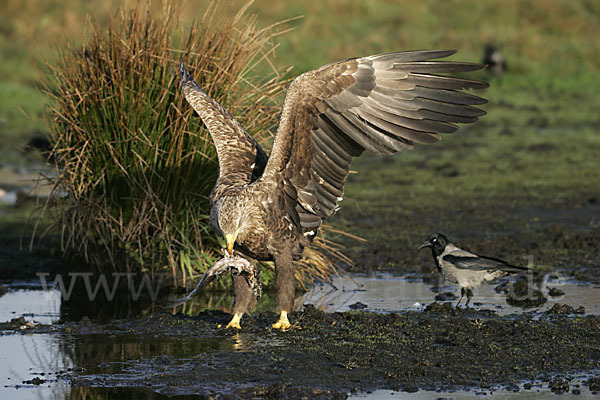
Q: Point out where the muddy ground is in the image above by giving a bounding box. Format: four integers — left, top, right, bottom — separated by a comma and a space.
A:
337, 193, 600, 283
4, 303, 599, 398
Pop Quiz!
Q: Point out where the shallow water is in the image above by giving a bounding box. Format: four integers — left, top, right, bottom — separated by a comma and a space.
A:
352, 379, 600, 399
0, 324, 234, 399
1, 334, 72, 400
0, 287, 61, 324
299, 273, 600, 316
0, 273, 598, 399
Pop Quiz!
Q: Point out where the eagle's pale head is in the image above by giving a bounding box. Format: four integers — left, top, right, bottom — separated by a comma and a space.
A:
212, 195, 254, 255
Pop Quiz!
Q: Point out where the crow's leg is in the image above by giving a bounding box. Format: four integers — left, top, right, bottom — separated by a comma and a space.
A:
456, 287, 465, 308
464, 288, 474, 308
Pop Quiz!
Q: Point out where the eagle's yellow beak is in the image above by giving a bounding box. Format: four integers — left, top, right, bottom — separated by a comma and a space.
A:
225, 233, 236, 255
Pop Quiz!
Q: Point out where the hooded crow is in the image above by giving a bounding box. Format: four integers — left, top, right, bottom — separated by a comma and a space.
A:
418, 233, 530, 307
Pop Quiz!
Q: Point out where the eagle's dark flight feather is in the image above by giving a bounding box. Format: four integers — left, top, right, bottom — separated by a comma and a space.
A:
261, 50, 488, 235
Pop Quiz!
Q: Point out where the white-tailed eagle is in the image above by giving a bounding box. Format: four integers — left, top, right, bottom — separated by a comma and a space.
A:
180, 50, 488, 330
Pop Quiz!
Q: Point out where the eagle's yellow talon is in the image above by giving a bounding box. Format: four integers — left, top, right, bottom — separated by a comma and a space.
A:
225, 313, 242, 330
272, 311, 292, 331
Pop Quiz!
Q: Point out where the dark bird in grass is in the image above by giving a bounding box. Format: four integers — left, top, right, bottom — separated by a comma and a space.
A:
180, 50, 488, 330
482, 44, 507, 77
418, 233, 530, 307
25, 135, 55, 163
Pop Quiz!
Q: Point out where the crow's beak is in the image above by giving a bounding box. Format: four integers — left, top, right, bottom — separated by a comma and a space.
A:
418, 242, 432, 251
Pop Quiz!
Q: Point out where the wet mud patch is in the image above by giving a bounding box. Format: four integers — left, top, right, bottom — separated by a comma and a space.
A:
55, 307, 600, 398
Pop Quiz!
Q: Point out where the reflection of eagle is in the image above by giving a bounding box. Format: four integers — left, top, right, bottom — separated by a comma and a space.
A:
180, 50, 488, 330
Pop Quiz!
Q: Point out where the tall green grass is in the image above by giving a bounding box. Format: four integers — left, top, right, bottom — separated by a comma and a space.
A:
42, 1, 348, 288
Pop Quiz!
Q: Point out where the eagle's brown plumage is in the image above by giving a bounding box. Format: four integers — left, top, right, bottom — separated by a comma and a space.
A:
180, 50, 488, 330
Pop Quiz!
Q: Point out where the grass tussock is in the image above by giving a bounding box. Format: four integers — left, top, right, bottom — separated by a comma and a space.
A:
42, 1, 349, 288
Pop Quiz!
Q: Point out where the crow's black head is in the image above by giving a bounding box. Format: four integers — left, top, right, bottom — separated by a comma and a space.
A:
418, 233, 449, 257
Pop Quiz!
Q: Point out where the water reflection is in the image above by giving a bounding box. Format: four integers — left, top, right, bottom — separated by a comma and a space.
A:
0, 330, 234, 399
167, 288, 278, 317
0, 288, 61, 324
67, 334, 233, 375
299, 274, 600, 316
0, 283, 241, 400
351, 376, 600, 399
68, 387, 207, 399
1, 334, 72, 400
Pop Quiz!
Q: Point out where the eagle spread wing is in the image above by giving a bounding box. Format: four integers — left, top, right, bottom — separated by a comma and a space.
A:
260, 50, 488, 237
180, 64, 268, 201
179, 50, 490, 330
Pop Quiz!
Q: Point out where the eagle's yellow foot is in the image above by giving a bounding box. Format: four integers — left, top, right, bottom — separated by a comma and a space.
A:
225, 313, 242, 330
272, 311, 292, 331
